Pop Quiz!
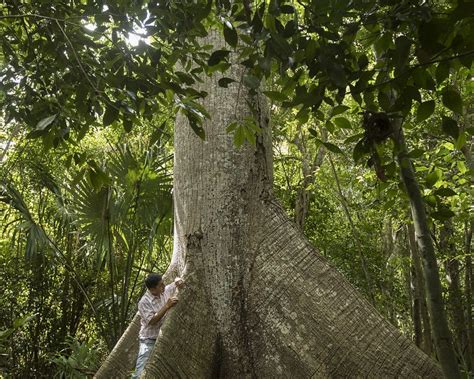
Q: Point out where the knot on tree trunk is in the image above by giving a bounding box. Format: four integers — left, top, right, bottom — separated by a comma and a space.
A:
186, 230, 203, 249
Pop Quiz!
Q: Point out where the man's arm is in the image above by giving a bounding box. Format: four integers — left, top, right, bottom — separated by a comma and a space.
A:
147, 297, 178, 326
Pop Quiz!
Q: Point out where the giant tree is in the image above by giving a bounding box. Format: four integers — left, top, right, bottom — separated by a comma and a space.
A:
2, 0, 471, 377
96, 30, 442, 379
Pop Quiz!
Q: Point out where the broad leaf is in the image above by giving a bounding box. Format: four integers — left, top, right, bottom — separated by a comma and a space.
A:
36, 114, 57, 131
103, 105, 118, 127
435, 188, 456, 197
223, 24, 238, 48
442, 87, 463, 114
353, 139, 370, 162
208, 50, 230, 66
441, 117, 459, 139
218, 78, 236, 88
435, 62, 450, 84
416, 100, 435, 122
263, 91, 287, 101
333, 117, 351, 129
323, 142, 344, 155
431, 208, 455, 221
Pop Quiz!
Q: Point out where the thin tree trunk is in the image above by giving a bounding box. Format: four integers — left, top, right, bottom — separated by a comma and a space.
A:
464, 221, 474, 373
384, 218, 397, 323
408, 223, 433, 355
396, 225, 413, 328
392, 122, 460, 378
294, 128, 326, 230
440, 221, 468, 371
460, 104, 474, 373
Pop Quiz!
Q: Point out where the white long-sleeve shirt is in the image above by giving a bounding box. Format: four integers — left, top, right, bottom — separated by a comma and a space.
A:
137, 283, 176, 339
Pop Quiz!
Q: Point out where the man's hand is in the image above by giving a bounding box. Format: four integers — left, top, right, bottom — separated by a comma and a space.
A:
174, 277, 185, 289
166, 296, 178, 310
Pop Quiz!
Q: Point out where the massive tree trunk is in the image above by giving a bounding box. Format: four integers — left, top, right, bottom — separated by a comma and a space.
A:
96, 32, 442, 378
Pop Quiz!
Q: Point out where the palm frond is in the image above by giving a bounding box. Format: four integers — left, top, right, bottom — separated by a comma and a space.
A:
0, 181, 49, 259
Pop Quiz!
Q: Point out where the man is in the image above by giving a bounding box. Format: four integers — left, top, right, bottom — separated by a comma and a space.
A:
132, 273, 184, 378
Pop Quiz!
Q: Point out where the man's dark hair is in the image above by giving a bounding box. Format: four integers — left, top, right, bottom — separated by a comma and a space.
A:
145, 273, 162, 289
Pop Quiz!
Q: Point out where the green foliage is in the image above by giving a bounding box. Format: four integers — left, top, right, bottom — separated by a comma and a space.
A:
52, 337, 102, 379
0, 117, 174, 376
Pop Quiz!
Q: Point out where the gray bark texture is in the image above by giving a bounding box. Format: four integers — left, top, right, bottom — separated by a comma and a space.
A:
97, 32, 443, 378
407, 223, 433, 356
441, 221, 469, 369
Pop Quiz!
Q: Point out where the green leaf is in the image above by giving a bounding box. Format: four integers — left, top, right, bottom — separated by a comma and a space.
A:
357, 54, 369, 69
296, 108, 309, 124
442, 87, 463, 114
441, 117, 459, 140
103, 105, 118, 127
333, 117, 351, 129
435, 188, 456, 197
189, 119, 206, 140
331, 105, 350, 117
234, 125, 245, 147
424, 195, 438, 207
88, 167, 110, 190
455, 132, 466, 150
431, 208, 455, 221
378, 91, 391, 112
394, 36, 411, 68
243, 74, 260, 89
208, 62, 232, 73
218, 78, 236, 88
280, 4, 294, 13
123, 118, 133, 132
36, 114, 57, 130
435, 62, 450, 84
353, 138, 370, 162
457, 161, 467, 174
425, 169, 442, 187
226, 121, 239, 133
374, 33, 392, 57
325, 120, 335, 133
208, 50, 230, 66
223, 24, 238, 48
416, 100, 435, 122
308, 128, 318, 138
263, 91, 287, 102
344, 132, 364, 144
408, 148, 425, 159
323, 142, 343, 155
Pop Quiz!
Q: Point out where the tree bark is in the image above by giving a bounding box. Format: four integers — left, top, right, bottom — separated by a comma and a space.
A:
464, 221, 474, 373
97, 32, 443, 378
408, 223, 433, 356
440, 221, 468, 371
460, 104, 474, 373
294, 128, 326, 230
392, 123, 460, 378
94, 316, 140, 378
